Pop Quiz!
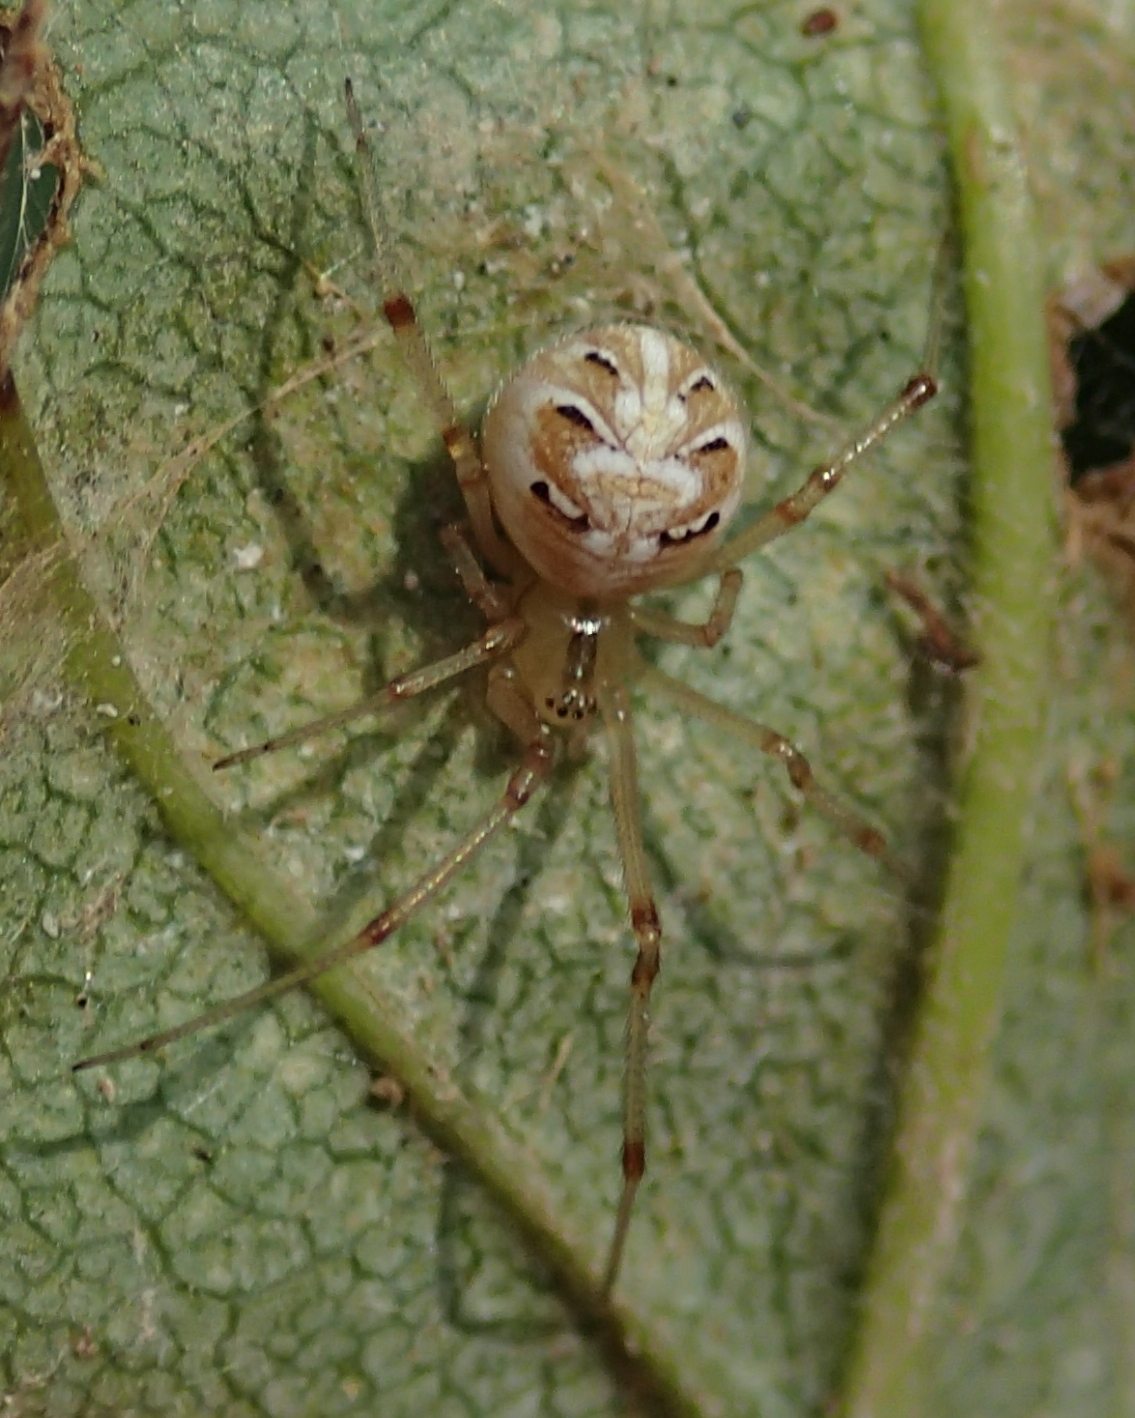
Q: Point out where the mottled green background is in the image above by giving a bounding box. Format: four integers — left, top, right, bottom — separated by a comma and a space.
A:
2, 2, 1133, 1416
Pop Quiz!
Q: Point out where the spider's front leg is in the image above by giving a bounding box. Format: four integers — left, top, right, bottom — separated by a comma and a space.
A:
707, 252, 946, 575
343, 78, 520, 577
707, 366, 938, 572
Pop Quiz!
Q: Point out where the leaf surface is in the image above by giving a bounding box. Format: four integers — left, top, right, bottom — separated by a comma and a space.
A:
2, 2, 1132, 1416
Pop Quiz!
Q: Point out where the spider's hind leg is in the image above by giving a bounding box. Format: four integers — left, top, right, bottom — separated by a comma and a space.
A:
74, 718, 557, 1073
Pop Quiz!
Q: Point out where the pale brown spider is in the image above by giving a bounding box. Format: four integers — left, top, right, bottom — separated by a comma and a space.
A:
74, 78, 938, 1298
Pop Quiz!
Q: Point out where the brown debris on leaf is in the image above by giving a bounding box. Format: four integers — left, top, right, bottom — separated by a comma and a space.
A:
883, 568, 978, 674
1050, 259, 1135, 622
1069, 757, 1135, 971
0, 0, 44, 175
801, 8, 840, 37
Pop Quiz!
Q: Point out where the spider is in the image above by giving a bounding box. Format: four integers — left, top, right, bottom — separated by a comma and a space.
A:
73, 77, 938, 1298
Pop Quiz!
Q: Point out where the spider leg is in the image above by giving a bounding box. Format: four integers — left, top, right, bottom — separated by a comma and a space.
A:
640, 663, 908, 879
629, 569, 743, 648
343, 80, 520, 576
217, 523, 519, 769
599, 681, 662, 1297
73, 729, 556, 1072
706, 254, 946, 574
706, 369, 937, 571
213, 616, 525, 769
438, 523, 513, 624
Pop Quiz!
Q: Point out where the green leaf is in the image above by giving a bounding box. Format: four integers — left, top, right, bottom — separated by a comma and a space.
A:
2, 2, 1132, 1416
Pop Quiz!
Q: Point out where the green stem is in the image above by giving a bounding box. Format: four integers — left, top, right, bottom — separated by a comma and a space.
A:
0, 367, 702, 1418
839, 4, 1058, 1414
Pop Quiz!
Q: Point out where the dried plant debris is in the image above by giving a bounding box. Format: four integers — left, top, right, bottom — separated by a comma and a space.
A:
0, 0, 92, 377
884, 568, 978, 674
1069, 757, 1135, 971
1051, 259, 1135, 615
801, 8, 840, 37
0, 0, 43, 177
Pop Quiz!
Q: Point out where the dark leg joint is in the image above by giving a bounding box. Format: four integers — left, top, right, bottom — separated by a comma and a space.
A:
363, 916, 394, 947
631, 901, 661, 937
903, 372, 938, 406
631, 947, 660, 989
383, 293, 416, 331
786, 752, 813, 792
776, 496, 808, 527
505, 741, 553, 809
505, 776, 534, 810
622, 1138, 646, 1182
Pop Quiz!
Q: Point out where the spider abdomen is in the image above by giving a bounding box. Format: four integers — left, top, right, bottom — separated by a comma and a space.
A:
482, 323, 747, 599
